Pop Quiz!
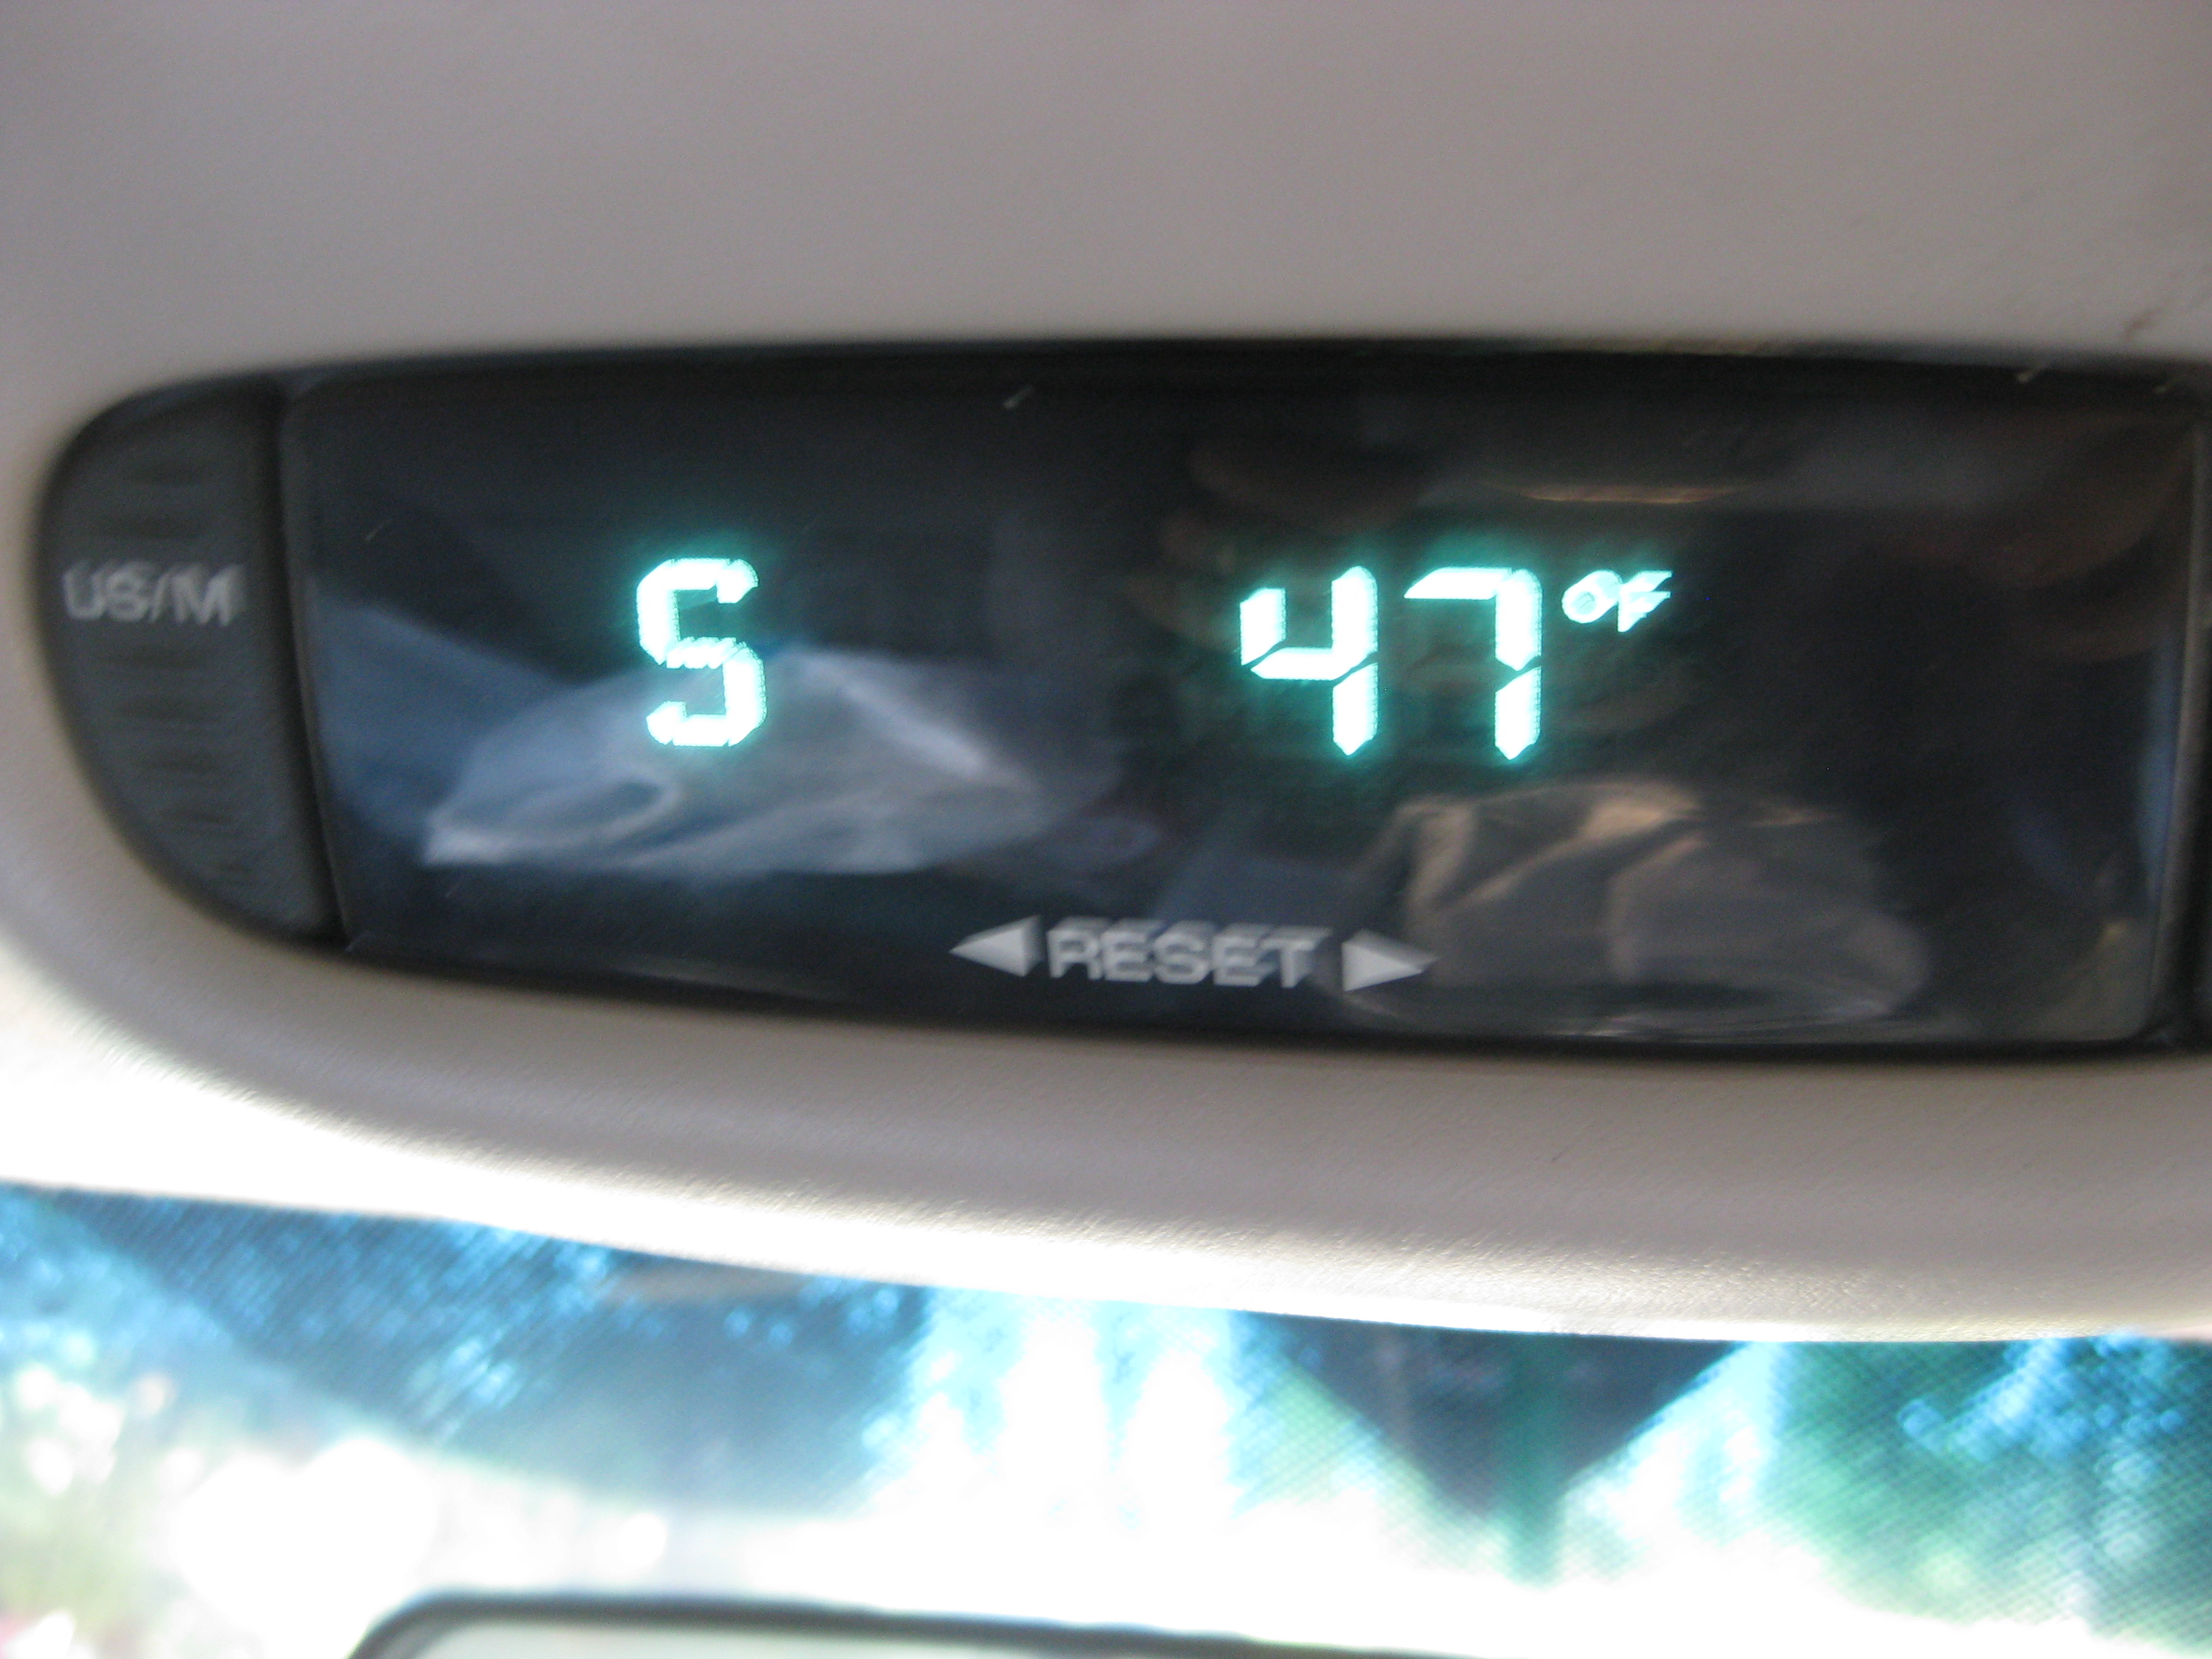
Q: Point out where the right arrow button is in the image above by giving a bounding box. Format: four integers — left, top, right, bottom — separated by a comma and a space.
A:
1340, 930, 1437, 992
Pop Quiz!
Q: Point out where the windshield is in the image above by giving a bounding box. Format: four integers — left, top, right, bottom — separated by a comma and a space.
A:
0, 1182, 2204, 1659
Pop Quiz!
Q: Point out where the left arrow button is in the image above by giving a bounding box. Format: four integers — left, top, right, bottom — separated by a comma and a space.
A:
951, 918, 1043, 976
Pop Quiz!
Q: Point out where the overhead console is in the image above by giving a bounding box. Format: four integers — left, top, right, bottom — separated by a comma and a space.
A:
39, 348, 2209, 1052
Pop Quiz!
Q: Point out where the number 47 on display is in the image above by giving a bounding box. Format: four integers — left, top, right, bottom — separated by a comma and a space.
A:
1240, 554, 1670, 760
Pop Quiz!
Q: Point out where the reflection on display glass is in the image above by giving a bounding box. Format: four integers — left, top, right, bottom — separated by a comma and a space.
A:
285, 352, 2203, 1043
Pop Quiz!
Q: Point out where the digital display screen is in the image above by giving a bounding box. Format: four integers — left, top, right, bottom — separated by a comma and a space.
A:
285, 351, 2203, 1045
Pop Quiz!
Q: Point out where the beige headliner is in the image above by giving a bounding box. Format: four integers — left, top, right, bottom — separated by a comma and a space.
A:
5, 0, 2212, 1339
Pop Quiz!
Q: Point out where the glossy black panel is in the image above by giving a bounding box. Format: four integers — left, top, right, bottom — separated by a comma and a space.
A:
282, 351, 2203, 1044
